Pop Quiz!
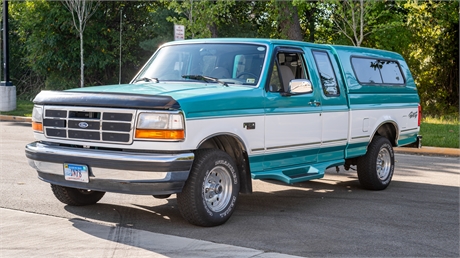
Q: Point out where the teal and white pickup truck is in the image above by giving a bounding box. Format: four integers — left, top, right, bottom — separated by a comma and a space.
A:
25, 38, 421, 226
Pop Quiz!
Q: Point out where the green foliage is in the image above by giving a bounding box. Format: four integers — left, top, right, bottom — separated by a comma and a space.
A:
403, 0, 459, 116
3, 0, 459, 118
9, 1, 163, 90
217, 1, 266, 38
364, 1, 411, 52
44, 72, 78, 90
139, 7, 176, 52
163, 0, 236, 39
10, 1, 79, 76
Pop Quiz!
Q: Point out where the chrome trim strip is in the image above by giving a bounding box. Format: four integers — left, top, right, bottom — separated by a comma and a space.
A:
322, 138, 348, 144
400, 127, 419, 133
266, 142, 321, 151
351, 135, 370, 140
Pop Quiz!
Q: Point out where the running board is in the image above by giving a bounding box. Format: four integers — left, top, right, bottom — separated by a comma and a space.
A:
251, 159, 344, 184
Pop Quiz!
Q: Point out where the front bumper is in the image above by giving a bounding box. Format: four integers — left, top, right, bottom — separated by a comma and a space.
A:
25, 141, 194, 195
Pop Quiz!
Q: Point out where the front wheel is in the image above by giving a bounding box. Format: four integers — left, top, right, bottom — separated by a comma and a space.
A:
357, 136, 395, 190
51, 184, 105, 206
177, 149, 240, 227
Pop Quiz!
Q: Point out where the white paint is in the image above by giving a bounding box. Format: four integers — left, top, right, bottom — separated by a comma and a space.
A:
322, 111, 349, 143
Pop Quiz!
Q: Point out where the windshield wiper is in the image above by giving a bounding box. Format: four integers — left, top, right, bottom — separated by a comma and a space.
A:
134, 77, 159, 83
182, 74, 228, 86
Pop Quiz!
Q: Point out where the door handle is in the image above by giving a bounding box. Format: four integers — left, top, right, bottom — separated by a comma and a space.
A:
309, 100, 321, 107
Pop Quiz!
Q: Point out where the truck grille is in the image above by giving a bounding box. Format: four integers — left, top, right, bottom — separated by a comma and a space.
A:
43, 106, 136, 144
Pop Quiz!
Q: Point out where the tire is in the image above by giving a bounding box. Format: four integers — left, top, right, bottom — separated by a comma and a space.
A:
177, 149, 240, 227
51, 184, 105, 206
357, 136, 395, 190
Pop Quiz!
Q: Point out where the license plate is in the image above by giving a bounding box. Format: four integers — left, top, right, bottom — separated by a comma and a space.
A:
64, 163, 89, 183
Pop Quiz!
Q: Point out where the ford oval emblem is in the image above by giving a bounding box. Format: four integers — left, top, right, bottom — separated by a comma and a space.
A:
78, 122, 89, 128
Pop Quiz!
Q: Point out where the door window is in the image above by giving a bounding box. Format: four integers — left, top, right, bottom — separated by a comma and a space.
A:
268, 51, 308, 93
312, 51, 340, 96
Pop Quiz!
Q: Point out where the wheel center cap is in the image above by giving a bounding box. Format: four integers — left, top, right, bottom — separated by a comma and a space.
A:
214, 185, 223, 194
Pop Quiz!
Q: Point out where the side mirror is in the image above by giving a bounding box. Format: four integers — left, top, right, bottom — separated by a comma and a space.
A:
287, 79, 313, 95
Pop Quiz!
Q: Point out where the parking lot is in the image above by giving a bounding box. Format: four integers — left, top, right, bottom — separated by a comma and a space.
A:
1, 121, 459, 257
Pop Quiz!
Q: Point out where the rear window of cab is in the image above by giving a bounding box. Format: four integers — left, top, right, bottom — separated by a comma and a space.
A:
351, 56, 405, 85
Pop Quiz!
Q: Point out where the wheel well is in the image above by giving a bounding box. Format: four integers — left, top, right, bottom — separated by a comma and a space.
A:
374, 122, 397, 146
345, 122, 397, 170
197, 135, 252, 193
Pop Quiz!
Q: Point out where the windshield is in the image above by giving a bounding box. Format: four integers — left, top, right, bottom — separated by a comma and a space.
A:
133, 43, 267, 86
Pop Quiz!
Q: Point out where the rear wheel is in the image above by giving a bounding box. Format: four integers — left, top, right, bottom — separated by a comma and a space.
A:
177, 149, 240, 227
357, 136, 395, 190
51, 184, 105, 206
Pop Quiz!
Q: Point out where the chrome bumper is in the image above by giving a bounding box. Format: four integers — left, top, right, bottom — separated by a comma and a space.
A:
25, 141, 194, 195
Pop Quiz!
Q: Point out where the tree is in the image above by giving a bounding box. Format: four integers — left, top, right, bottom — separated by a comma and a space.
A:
277, 0, 303, 40
9, 1, 166, 91
330, 0, 370, 46
403, 0, 459, 115
163, 0, 235, 39
62, 0, 100, 87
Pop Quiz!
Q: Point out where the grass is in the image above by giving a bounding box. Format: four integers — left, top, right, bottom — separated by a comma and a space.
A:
1, 99, 459, 148
420, 115, 459, 148
0, 99, 33, 117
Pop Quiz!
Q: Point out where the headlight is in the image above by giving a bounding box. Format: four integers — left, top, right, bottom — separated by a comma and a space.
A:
31, 105, 43, 133
135, 112, 185, 140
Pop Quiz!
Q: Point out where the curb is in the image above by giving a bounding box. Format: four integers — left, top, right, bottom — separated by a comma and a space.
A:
394, 146, 459, 157
0, 115, 32, 123
1, 115, 458, 157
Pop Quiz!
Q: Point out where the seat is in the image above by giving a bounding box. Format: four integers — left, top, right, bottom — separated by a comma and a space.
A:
279, 65, 295, 92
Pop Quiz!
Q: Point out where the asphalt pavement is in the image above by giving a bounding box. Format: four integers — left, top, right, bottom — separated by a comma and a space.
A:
0, 115, 458, 257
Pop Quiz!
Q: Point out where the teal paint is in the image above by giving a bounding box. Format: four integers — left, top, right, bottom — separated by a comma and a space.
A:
398, 132, 419, 146
252, 159, 344, 184
318, 144, 347, 162
262, 148, 320, 170
345, 142, 369, 158
248, 155, 264, 173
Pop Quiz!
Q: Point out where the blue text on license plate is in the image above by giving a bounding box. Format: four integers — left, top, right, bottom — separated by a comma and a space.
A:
64, 163, 89, 183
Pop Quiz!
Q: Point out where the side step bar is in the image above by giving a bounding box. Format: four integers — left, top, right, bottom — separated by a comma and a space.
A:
251, 159, 344, 184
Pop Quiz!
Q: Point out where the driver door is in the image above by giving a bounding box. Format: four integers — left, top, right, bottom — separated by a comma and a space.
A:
263, 47, 322, 170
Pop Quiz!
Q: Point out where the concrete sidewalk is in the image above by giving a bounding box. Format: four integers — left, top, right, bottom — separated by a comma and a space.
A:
0, 208, 299, 258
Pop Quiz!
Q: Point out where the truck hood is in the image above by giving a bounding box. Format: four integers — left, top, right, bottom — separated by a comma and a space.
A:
67, 82, 242, 98
34, 82, 264, 116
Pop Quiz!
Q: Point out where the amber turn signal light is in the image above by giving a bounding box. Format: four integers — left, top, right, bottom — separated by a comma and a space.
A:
135, 129, 185, 140
32, 122, 43, 132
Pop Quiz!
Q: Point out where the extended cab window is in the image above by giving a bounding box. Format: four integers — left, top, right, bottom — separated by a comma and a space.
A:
269, 51, 308, 92
312, 51, 340, 96
351, 57, 405, 85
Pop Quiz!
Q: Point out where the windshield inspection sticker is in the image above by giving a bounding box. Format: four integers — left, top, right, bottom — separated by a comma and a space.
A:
246, 78, 256, 84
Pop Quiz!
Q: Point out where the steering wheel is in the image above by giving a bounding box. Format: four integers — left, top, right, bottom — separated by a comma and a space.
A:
237, 72, 259, 80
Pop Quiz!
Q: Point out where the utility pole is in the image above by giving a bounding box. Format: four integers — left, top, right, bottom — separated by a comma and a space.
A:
1, 0, 17, 112
119, 8, 122, 84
